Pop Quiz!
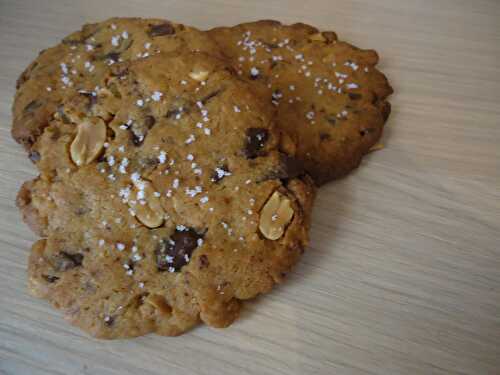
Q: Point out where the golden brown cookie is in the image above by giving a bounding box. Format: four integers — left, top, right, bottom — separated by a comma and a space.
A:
12, 17, 223, 155
209, 20, 393, 184
20, 51, 315, 338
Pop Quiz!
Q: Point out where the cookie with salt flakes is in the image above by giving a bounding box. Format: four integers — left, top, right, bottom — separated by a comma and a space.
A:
12, 17, 223, 156
209, 20, 393, 185
19, 51, 315, 338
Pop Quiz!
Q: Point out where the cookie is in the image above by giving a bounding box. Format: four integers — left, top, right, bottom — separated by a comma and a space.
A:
19, 51, 315, 338
208, 20, 393, 184
12, 17, 223, 156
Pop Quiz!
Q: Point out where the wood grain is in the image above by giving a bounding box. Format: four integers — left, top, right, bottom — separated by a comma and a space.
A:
1, 0, 499, 374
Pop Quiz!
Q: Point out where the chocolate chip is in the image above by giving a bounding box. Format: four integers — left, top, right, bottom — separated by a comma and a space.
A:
211, 165, 231, 183
104, 52, 121, 62
320, 133, 331, 141
23, 100, 42, 114
62, 28, 98, 46
53, 251, 83, 271
326, 116, 337, 126
42, 275, 60, 283
244, 128, 269, 159
124, 260, 135, 272
131, 131, 145, 146
104, 315, 114, 326
29, 150, 40, 162
149, 22, 175, 37
348, 93, 362, 100
199, 254, 209, 269
156, 227, 203, 272
262, 41, 279, 49
272, 90, 283, 100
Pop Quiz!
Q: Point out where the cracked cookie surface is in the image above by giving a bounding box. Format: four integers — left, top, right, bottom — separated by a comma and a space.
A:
209, 20, 393, 184
19, 51, 315, 338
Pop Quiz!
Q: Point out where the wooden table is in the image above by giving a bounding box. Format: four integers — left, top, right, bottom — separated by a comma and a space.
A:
1, 1, 499, 374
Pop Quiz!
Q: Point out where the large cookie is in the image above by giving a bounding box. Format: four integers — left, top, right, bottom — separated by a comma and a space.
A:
18, 51, 315, 338
209, 20, 393, 184
12, 17, 223, 155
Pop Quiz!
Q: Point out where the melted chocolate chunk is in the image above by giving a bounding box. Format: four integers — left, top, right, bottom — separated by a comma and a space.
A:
272, 90, 283, 100
131, 131, 145, 146
326, 116, 336, 126
156, 227, 203, 272
244, 128, 269, 159
320, 132, 331, 141
262, 41, 279, 49
103, 315, 114, 326
53, 251, 83, 271
62, 28, 98, 46
149, 22, 175, 37
42, 275, 60, 283
199, 254, 209, 269
348, 93, 362, 100
105, 52, 121, 62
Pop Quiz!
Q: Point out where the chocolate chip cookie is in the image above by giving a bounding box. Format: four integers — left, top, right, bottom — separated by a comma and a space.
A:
19, 51, 315, 338
209, 20, 393, 184
12, 17, 223, 156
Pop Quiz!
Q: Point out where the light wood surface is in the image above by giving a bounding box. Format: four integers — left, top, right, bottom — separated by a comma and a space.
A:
1, 0, 499, 374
